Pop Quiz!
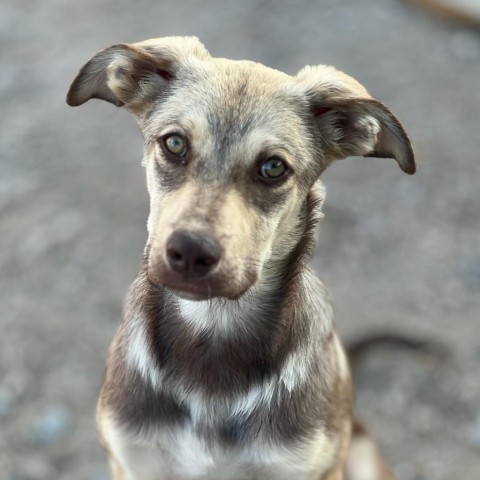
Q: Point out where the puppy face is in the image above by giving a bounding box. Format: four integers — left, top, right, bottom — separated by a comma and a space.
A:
141, 62, 319, 299
67, 36, 415, 300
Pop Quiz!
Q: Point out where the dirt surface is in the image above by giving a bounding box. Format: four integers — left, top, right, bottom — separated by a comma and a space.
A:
1, 0, 479, 478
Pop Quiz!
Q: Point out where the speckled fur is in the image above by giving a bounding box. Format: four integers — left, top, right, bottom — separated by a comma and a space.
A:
67, 36, 414, 480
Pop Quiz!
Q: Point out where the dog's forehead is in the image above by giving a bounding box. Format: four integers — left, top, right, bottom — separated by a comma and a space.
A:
146, 58, 309, 151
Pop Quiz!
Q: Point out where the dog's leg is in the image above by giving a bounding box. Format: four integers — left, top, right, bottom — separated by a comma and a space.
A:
344, 420, 395, 480
97, 397, 127, 480
98, 429, 126, 480
98, 428, 126, 480
323, 468, 344, 480
108, 459, 126, 480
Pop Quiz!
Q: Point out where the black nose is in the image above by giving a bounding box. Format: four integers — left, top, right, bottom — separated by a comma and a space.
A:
166, 230, 221, 278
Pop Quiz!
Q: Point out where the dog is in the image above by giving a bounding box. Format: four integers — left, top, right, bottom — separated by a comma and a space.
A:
67, 36, 415, 480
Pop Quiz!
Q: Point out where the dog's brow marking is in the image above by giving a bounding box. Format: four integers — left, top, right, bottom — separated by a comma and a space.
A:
181, 113, 215, 160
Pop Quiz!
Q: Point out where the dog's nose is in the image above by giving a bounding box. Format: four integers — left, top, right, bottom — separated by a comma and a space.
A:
166, 230, 221, 278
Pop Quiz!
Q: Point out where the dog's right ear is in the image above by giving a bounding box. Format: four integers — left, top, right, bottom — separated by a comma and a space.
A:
297, 65, 416, 175
66, 36, 209, 114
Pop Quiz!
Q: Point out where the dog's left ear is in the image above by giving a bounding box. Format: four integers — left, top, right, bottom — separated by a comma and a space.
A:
297, 65, 416, 174
66, 36, 209, 114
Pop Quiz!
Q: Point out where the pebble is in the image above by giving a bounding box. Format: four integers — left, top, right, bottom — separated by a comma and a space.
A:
32, 405, 72, 446
0, 370, 29, 417
7, 454, 56, 480
468, 416, 480, 448
0, 388, 15, 417
461, 257, 480, 288
90, 466, 110, 480
450, 30, 480, 62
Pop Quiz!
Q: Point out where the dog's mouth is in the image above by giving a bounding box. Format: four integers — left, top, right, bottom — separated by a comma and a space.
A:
156, 278, 250, 301
166, 281, 216, 301
146, 232, 260, 300
147, 264, 255, 301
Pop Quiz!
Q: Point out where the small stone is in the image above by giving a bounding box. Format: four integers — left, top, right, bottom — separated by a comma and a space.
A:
468, 416, 480, 448
32, 405, 72, 446
9, 454, 56, 479
450, 31, 480, 62
0, 369, 29, 417
462, 257, 480, 288
90, 466, 110, 480
0, 388, 15, 417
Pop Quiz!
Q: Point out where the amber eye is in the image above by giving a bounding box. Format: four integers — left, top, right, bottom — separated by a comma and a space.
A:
259, 157, 287, 180
164, 134, 187, 157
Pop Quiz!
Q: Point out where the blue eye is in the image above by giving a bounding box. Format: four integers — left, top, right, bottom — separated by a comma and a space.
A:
259, 157, 287, 179
164, 134, 187, 157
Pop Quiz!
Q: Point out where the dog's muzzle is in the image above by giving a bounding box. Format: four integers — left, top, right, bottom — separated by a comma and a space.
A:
148, 229, 226, 300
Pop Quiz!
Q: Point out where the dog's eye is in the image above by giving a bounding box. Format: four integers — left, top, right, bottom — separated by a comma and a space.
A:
164, 134, 187, 157
259, 157, 287, 180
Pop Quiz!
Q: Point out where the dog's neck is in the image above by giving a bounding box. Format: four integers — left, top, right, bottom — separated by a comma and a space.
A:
133, 266, 297, 396
175, 259, 286, 338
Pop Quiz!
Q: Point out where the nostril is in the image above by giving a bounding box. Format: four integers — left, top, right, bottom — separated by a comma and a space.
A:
167, 248, 183, 263
195, 255, 215, 267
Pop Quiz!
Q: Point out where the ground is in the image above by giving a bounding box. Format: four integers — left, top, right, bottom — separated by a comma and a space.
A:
1, 0, 479, 478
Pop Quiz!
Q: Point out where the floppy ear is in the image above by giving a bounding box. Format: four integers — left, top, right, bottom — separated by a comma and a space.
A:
297, 65, 416, 174
66, 36, 209, 114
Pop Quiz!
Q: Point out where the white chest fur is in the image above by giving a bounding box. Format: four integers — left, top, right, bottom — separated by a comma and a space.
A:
102, 413, 336, 480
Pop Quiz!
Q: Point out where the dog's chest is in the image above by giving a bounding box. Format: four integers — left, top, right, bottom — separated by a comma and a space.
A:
107, 282, 340, 478
105, 417, 335, 480
105, 367, 337, 479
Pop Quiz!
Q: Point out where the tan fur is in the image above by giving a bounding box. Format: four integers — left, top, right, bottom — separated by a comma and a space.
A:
148, 184, 273, 299
67, 36, 415, 480
97, 403, 126, 480
345, 422, 396, 480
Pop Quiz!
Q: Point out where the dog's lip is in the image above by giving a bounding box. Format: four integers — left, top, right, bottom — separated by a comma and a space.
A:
173, 291, 210, 301
147, 269, 210, 297
160, 278, 216, 301
168, 284, 212, 301
147, 267, 253, 300
166, 280, 249, 301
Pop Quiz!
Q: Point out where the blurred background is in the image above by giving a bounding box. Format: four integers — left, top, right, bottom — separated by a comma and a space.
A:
1, 0, 479, 478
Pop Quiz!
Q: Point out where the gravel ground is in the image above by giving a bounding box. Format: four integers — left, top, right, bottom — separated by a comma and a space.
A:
1, 0, 479, 479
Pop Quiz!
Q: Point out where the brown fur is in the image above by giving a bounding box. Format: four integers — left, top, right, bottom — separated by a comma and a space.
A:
67, 36, 415, 480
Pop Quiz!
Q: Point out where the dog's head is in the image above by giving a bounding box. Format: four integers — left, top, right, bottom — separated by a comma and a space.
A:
67, 36, 415, 300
